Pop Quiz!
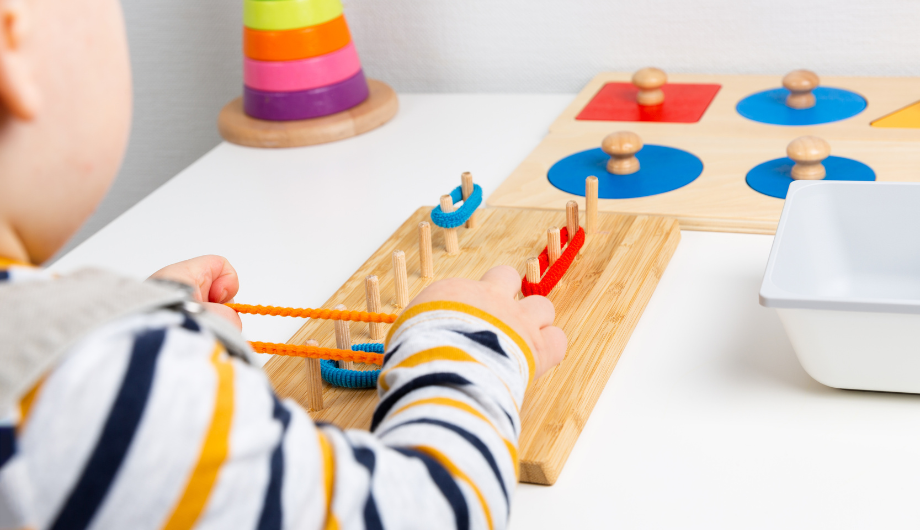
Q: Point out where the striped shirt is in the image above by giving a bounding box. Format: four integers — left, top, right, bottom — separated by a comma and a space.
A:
0, 263, 534, 530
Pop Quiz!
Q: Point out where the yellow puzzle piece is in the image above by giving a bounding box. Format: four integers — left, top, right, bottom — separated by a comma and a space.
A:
872, 100, 920, 128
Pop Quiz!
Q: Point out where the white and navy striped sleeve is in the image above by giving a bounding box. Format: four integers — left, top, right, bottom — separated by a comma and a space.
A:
4, 307, 329, 530
3, 287, 533, 529
316, 301, 534, 530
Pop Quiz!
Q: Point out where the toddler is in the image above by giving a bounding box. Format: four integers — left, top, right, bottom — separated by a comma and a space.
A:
0, 0, 566, 529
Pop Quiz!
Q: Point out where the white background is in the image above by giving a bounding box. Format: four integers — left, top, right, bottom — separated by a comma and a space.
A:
67, 0, 920, 253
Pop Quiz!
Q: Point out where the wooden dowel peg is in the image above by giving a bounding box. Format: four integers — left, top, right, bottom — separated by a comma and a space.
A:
783, 70, 819, 110
585, 176, 598, 234
547, 227, 562, 266
333, 304, 354, 370
525, 257, 541, 284
566, 201, 579, 238
601, 131, 643, 175
461, 172, 478, 229
365, 275, 382, 340
418, 221, 433, 278
566, 200, 580, 254
392, 250, 409, 307
303, 339, 323, 410
787, 136, 831, 180
632, 67, 667, 106
440, 194, 460, 255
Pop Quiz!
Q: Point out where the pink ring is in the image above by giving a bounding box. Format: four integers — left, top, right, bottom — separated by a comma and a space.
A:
243, 41, 361, 92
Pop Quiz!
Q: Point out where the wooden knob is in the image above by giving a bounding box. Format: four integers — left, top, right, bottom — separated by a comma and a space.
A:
783, 70, 819, 110
601, 131, 643, 175
787, 136, 830, 180
632, 67, 667, 106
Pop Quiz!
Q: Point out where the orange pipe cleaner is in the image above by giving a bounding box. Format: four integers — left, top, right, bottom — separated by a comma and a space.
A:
521, 226, 586, 297
249, 342, 384, 365
227, 303, 398, 323
227, 304, 393, 364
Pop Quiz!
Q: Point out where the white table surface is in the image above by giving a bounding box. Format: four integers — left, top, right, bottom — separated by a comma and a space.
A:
54, 94, 920, 529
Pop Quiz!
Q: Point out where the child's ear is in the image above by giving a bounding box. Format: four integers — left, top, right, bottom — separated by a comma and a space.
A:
0, 0, 39, 120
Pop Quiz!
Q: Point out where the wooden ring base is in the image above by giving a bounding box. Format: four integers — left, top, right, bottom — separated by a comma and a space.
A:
218, 78, 398, 148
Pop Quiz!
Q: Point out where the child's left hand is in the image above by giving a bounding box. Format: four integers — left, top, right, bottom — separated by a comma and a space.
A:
148, 255, 242, 330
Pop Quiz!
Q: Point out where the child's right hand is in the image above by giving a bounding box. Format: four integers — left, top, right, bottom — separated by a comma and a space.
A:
405, 265, 566, 380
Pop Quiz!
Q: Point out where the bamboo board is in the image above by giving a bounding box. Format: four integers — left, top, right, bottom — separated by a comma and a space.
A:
264, 206, 680, 485
487, 72, 920, 235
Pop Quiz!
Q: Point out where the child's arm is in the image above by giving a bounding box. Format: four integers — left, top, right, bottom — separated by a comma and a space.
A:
315, 266, 564, 529
6, 261, 563, 530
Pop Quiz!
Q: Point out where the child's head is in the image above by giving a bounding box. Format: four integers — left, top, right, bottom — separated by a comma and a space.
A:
0, 0, 132, 264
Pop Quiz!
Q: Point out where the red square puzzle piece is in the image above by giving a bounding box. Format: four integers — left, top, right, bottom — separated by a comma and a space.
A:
577, 82, 721, 123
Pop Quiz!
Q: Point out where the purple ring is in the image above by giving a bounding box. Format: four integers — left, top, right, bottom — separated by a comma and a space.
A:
243, 69, 369, 121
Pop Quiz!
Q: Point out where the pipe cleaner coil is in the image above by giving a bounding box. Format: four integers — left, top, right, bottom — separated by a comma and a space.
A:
521, 226, 586, 297
228, 303, 397, 323
249, 341, 384, 364
320, 343, 383, 388
429, 184, 482, 229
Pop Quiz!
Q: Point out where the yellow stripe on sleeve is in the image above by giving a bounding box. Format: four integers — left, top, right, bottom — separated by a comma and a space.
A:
415, 445, 495, 530
317, 431, 340, 530
503, 440, 519, 480
17, 375, 46, 435
385, 301, 535, 383
161, 345, 235, 530
378, 346, 482, 392
392, 397, 519, 479
0, 256, 33, 267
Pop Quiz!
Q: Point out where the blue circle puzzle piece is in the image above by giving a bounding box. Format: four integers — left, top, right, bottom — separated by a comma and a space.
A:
746, 156, 875, 199
548, 145, 704, 199
736, 87, 866, 126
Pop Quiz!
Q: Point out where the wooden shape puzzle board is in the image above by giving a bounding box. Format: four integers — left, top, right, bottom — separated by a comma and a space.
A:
264, 206, 680, 485
488, 72, 920, 234
489, 133, 920, 234
549, 73, 920, 141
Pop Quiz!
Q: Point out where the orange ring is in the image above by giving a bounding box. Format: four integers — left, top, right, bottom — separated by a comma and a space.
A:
244, 14, 352, 62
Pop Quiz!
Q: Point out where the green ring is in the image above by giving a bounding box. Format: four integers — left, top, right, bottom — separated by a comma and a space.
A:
244, 0, 343, 31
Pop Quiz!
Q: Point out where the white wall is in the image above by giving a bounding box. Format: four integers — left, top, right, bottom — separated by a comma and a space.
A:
66, 0, 920, 251
66, 0, 242, 253
350, 0, 920, 91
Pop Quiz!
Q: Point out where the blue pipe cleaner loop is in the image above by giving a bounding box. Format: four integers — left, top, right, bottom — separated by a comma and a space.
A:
430, 184, 482, 229
351, 342, 384, 353
319, 343, 383, 388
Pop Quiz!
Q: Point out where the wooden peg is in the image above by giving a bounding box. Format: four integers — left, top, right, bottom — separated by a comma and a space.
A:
566, 201, 580, 254
787, 136, 831, 180
566, 201, 580, 238
440, 194, 460, 255
525, 257, 541, 284
461, 172, 478, 229
418, 221, 433, 278
632, 67, 667, 106
333, 304, 353, 370
365, 275, 382, 340
783, 70, 819, 110
585, 176, 598, 234
601, 131, 643, 175
547, 227, 562, 266
392, 250, 409, 307
303, 339, 323, 410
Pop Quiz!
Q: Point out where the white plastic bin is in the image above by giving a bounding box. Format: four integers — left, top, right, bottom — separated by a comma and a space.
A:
760, 181, 920, 393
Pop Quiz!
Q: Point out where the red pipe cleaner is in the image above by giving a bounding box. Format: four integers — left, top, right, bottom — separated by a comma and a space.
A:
521, 226, 586, 297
